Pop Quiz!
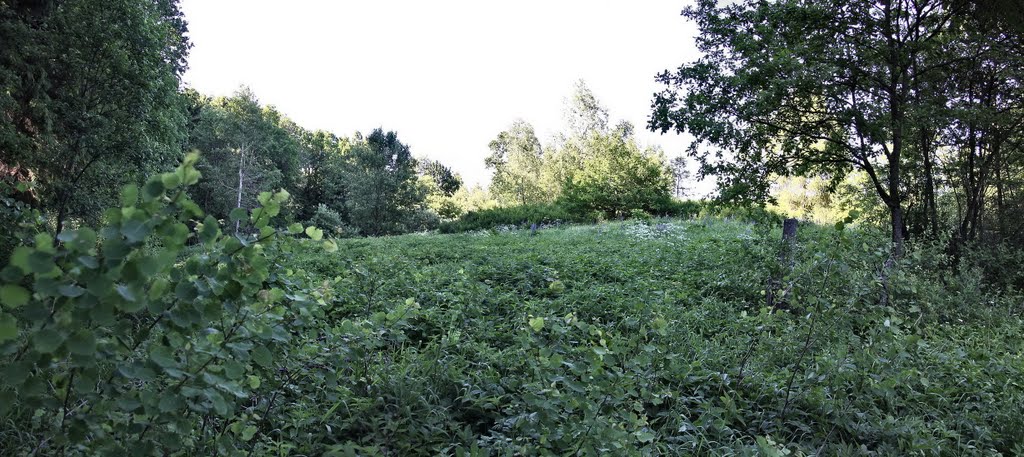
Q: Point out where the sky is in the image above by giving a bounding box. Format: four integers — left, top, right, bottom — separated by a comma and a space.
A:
180, 1, 704, 190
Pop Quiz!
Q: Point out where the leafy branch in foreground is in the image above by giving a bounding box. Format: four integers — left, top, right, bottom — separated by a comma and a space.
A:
0, 152, 334, 456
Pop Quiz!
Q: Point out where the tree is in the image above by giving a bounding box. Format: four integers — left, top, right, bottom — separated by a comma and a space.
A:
419, 159, 462, 197
345, 129, 424, 235
669, 155, 691, 198
295, 129, 351, 223
650, 0, 982, 253
186, 88, 301, 227
0, 0, 191, 236
565, 80, 610, 138
560, 131, 672, 217
486, 120, 548, 206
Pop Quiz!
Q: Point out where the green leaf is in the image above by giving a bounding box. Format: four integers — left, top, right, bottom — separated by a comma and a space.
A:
121, 184, 139, 207
0, 266, 23, 282
115, 284, 137, 303
77, 256, 99, 269
121, 220, 150, 243
158, 393, 183, 413
27, 251, 56, 275
58, 284, 86, 298
287, 223, 303, 234
150, 345, 177, 368
206, 390, 229, 416
67, 330, 96, 355
32, 328, 64, 353
241, 425, 258, 441
273, 189, 290, 203
198, 216, 220, 244
0, 313, 18, 343
257, 192, 272, 206
142, 179, 165, 201
251, 345, 273, 368
323, 240, 338, 253
635, 430, 657, 443
9, 246, 31, 273
1, 285, 30, 308
305, 226, 323, 241
528, 316, 545, 332
160, 172, 181, 189
148, 278, 169, 300
34, 233, 54, 253
247, 375, 261, 389
0, 360, 29, 385
70, 228, 97, 252
229, 207, 248, 222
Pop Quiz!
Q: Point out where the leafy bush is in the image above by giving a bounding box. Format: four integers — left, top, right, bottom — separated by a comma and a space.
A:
0, 180, 44, 261
960, 241, 1024, 292
0, 154, 340, 455
629, 207, 653, 223
401, 207, 442, 233
702, 202, 785, 225
308, 203, 360, 238
438, 203, 594, 233
558, 132, 673, 218
650, 198, 704, 218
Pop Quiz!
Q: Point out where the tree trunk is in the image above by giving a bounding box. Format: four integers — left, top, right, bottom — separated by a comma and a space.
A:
235, 146, 246, 235
890, 204, 905, 256
922, 128, 939, 236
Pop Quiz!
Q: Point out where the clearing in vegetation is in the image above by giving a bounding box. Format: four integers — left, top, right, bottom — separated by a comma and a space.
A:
283, 218, 1024, 455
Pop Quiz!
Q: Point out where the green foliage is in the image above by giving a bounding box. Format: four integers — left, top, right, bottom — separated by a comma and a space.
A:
1, 0, 191, 231
559, 132, 673, 217
287, 218, 1023, 455
0, 178, 45, 260
419, 159, 462, 197
650, 0, 1024, 250
345, 129, 426, 236
438, 203, 593, 233
294, 129, 351, 223
307, 204, 360, 239
0, 154, 337, 455
650, 198, 703, 219
3, 160, 1022, 454
485, 120, 550, 206
186, 88, 301, 223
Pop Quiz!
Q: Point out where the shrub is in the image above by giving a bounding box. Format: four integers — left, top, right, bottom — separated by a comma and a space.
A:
0, 180, 45, 261
628, 208, 653, 223
650, 198, 704, 218
702, 202, 785, 225
0, 153, 341, 455
308, 203, 360, 238
402, 207, 442, 232
439, 203, 594, 233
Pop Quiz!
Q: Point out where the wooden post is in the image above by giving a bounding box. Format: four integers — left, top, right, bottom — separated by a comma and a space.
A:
767, 218, 798, 310
781, 218, 798, 264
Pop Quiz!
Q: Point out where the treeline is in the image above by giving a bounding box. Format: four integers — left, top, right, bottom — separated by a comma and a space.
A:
650, 0, 1024, 257
181, 88, 464, 237
0, 0, 482, 253
473, 81, 684, 225
0, 0, 691, 254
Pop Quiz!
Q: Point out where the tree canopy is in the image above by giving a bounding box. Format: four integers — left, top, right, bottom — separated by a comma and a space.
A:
651, 0, 1024, 252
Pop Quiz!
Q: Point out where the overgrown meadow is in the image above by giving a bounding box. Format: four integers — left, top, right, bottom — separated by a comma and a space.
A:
1, 158, 1020, 456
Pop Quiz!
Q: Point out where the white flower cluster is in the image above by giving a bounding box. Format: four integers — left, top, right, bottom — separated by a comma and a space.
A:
620, 220, 690, 243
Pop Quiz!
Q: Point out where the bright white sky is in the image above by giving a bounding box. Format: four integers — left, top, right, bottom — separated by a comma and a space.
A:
180, 1, 703, 189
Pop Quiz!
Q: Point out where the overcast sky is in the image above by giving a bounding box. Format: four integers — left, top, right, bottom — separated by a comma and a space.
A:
180, 1, 702, 189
